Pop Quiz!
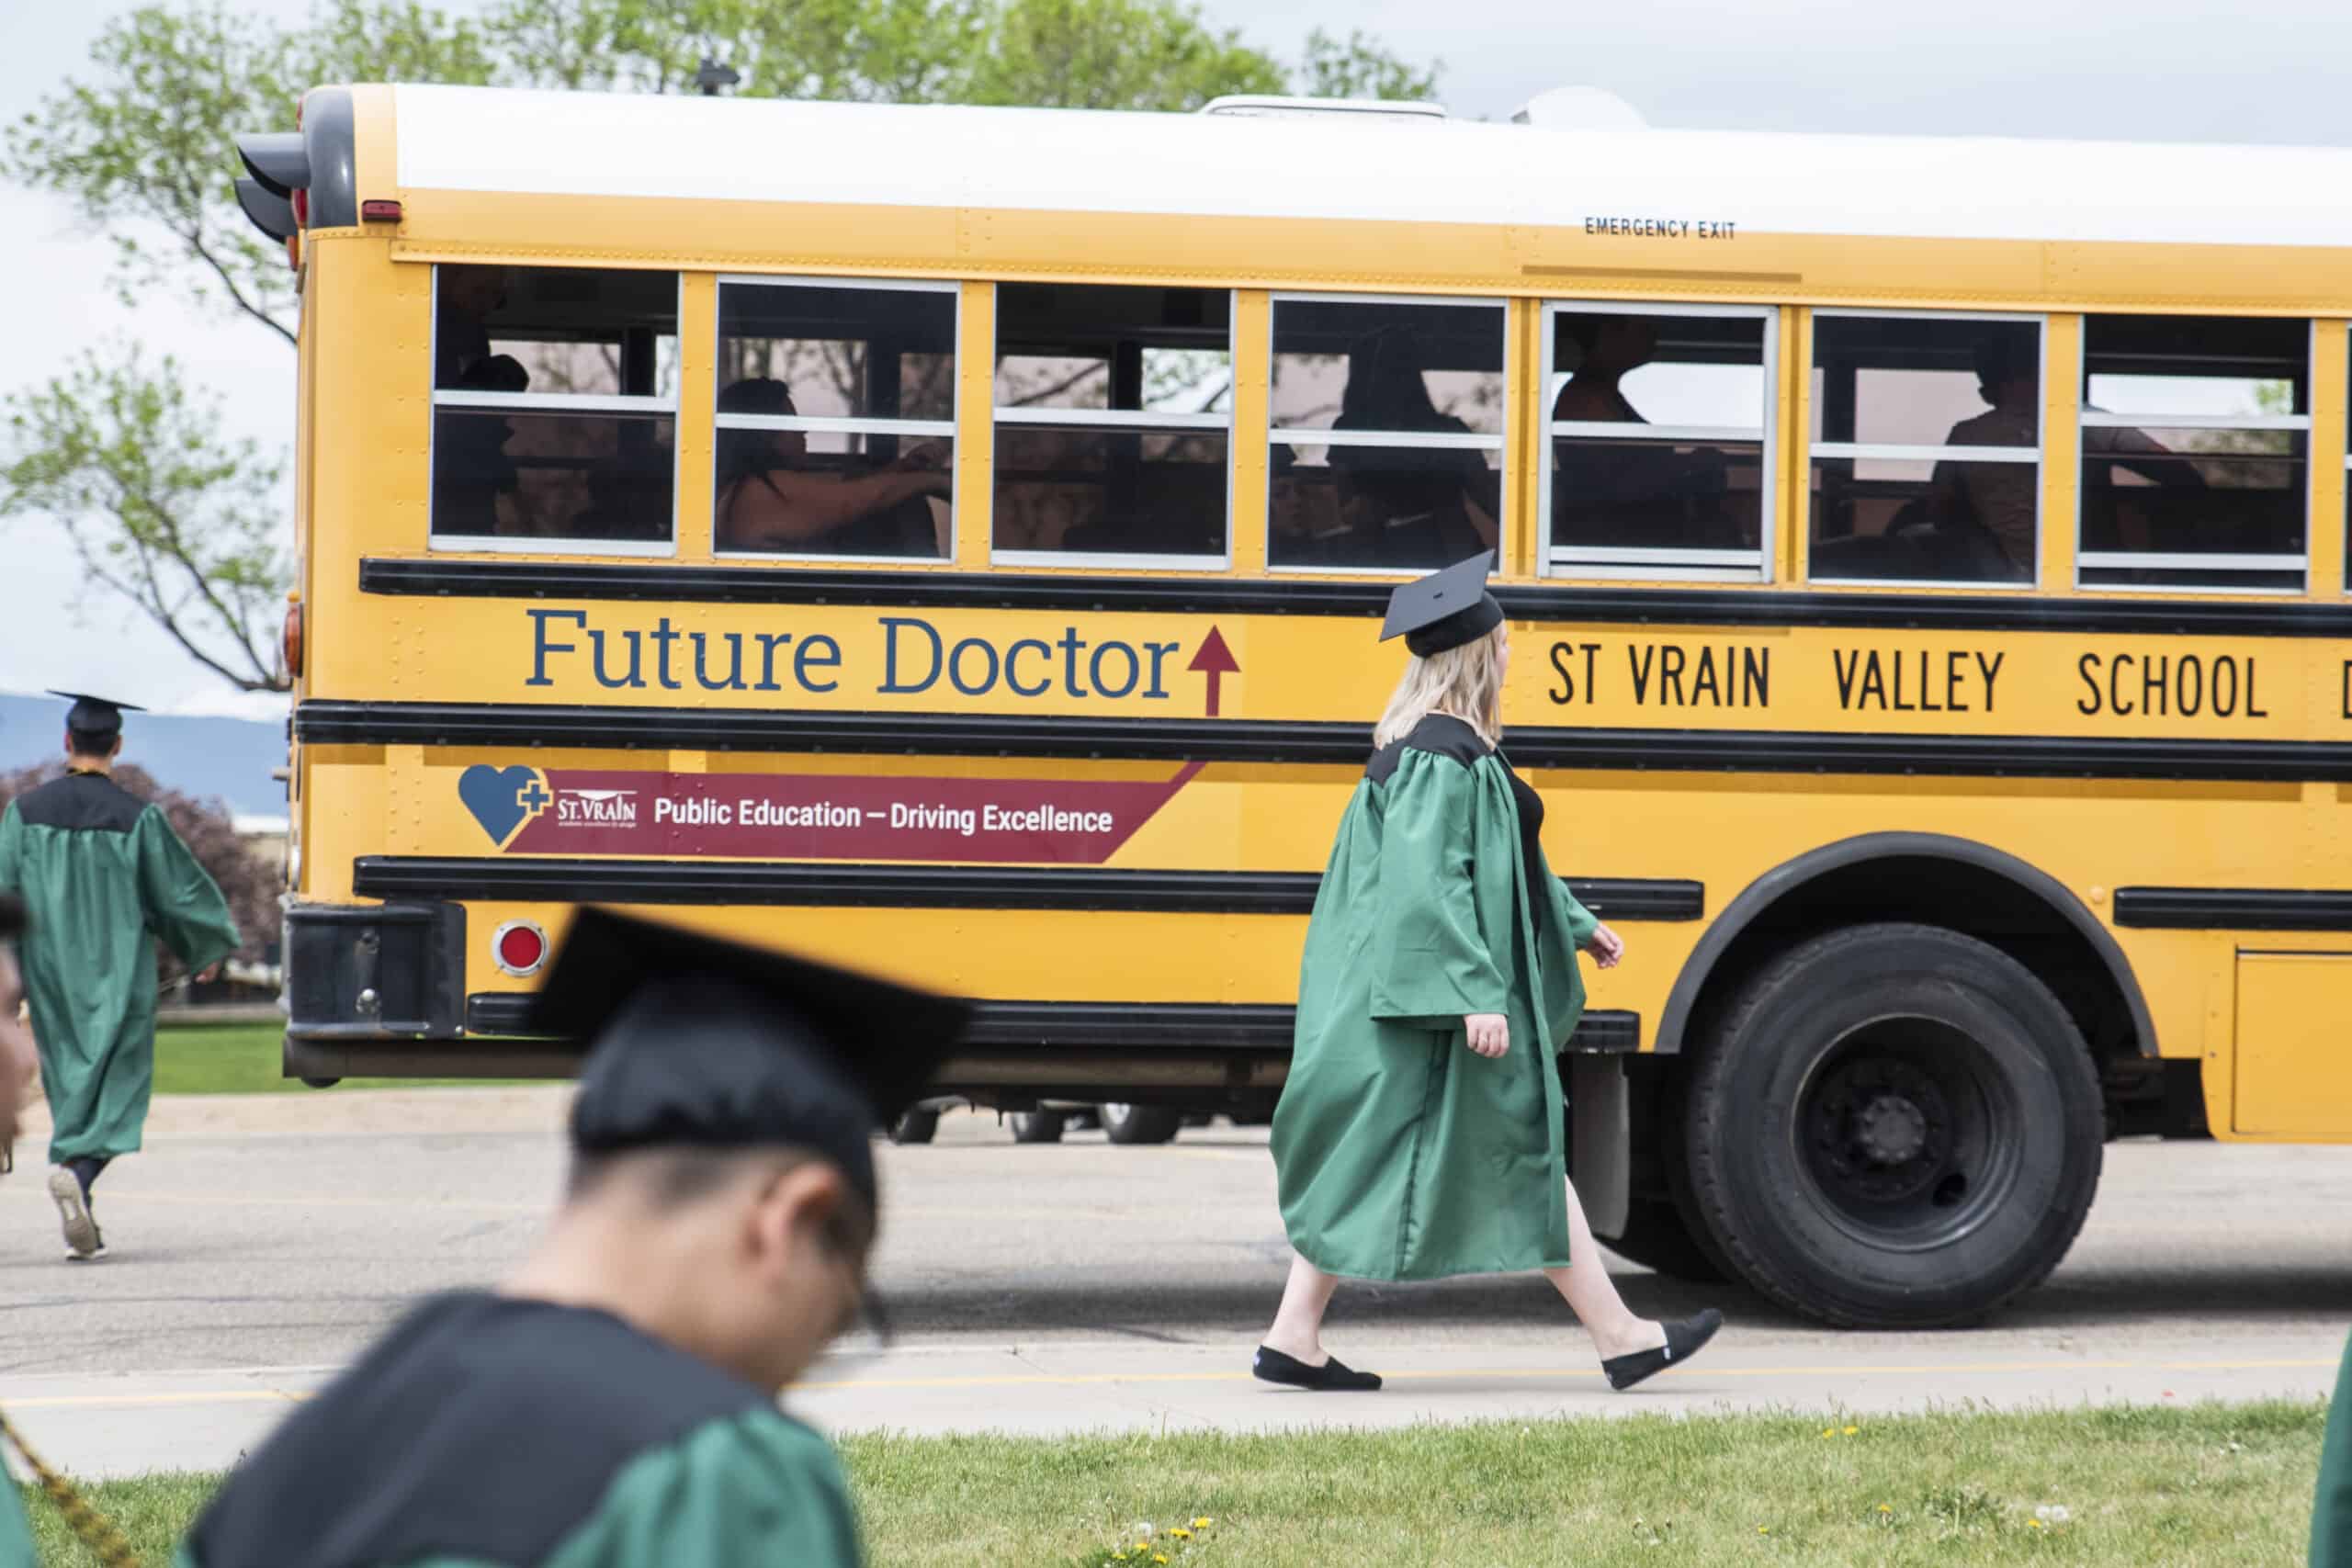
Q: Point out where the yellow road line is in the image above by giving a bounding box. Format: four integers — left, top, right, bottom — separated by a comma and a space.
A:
0, 1191, 1110, 1221
0, 1190, 542, 1214
3, 1355, 2332, 1414
790, 1356, 2341, 1393
3, 1390, 311, 1411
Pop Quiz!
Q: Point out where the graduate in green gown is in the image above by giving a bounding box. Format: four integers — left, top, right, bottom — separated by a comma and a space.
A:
175, 907, 971, 1568
0, 692, 239, 1260
0, 896, 46, 1567
1256, 555, 1723, 1394
2314, 1330, 2352, 1566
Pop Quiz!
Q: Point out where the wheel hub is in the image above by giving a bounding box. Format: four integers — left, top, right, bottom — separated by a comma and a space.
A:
1804, 1054, 1957, 1206
1855, 1093, 1928, 1165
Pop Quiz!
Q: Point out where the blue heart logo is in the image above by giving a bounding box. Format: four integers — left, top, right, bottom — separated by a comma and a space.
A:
458, 764, 545, 847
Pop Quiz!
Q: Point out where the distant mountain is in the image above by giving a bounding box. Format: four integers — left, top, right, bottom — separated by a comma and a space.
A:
0, 693, 288, 819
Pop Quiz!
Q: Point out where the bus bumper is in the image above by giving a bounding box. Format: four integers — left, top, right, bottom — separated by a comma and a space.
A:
281, 900, 590, 1080
283, 899, 467, 1044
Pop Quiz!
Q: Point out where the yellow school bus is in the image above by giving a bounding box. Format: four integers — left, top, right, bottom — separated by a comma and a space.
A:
233, 84, 2352, 1326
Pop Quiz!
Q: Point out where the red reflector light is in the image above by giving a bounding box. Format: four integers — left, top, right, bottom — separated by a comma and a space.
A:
360, 199, 402, 223
292, 188, 309, 228
282, 596, 303, 679
493, 921, 548, 977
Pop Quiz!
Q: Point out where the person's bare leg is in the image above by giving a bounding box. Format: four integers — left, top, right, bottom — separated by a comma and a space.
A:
1543, 1177, 1666, 1361
1261, 1250, 1341, 1364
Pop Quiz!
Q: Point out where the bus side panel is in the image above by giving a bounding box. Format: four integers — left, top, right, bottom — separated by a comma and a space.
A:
2233, 952, 2352, 1137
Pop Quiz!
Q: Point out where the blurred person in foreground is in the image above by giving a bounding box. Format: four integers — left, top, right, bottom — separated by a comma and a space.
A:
174, 908, 968, 1568
0, 692, 239, 1261
0, 896, 44, 1565
2315, 1330, 2352, 1566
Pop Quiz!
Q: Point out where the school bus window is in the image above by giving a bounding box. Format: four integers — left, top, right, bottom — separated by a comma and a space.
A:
429, 265, 680, 548
1268, 296, 1503, 571
714, 278, 957, 561
2078, 314, 2309, 592
1544, 304, 1773, 580
1807, 312, 2042, 586
991, 284, 1232, 563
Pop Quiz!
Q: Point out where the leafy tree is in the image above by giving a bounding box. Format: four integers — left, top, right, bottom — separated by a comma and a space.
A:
0, 761, 278, 978
0, 346, 288, 692
964, 0, 1283, 110
1295, 28, 1442, 104
3, 0, 1439, 694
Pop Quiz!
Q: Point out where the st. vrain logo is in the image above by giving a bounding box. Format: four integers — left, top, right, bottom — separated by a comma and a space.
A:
554, 787, 639, 829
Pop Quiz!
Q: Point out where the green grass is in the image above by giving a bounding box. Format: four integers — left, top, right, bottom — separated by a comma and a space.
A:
21, 1402, 2329, 1566
152, 1025, 532, 1095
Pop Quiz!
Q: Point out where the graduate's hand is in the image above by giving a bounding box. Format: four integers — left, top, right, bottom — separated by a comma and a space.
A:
1464, 1013, 1510, 1058
196, 963, 222, 984
1587, 924, 1625, 969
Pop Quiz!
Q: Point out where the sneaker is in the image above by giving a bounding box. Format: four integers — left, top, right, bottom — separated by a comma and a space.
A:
47, 1166, 100, 1260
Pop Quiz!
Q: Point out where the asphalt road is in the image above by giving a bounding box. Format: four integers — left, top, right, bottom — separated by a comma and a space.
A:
0, 1089, 2346, 1476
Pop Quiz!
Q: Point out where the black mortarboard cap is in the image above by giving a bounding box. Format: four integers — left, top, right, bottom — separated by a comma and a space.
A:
531, 908, 969, 1208
1378, 552, 1506, 658
47, 692, 144, 738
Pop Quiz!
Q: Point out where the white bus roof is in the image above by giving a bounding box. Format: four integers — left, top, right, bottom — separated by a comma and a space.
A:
390, 84, 2352, 251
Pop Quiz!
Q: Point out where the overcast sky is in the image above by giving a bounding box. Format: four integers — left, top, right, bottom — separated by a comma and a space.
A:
6, 0, 2348, 716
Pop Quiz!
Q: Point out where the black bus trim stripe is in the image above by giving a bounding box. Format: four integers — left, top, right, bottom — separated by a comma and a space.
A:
297, 699, 2352, 783
2113, 888, 2352, 931
362, 557, 2352, 638
354, 858, 1705, 920
458, 991, 1643, 1053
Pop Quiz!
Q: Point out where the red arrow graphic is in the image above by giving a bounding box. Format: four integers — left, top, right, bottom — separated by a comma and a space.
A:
1188, 626, 1240, 717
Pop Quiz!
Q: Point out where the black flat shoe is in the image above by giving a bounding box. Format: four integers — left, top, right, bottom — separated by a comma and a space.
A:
1601, 1308, 1722, 1392
1252, 1345, 1382, 1391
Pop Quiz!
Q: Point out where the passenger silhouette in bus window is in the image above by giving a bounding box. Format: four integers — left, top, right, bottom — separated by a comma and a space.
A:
435, 265, 513, 389
1921, 337, 2040, 580
715, 378, 951, 557
1929, 337, 2202, 580
435, 353, 529, 536
1328, 328, 1498, 566
1550, 314, 1736, 551
1268, 442, 1351, 564
1551, 314, 1657, 427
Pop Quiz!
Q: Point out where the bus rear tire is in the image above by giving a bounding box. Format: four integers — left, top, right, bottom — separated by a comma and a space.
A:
1596, 1194, 1728, 1282
888, 1110, 940, 1145
1009, 1111, 1066, 1145
1101, 1103, 1182, 1145
1683, 922, 2103, 1328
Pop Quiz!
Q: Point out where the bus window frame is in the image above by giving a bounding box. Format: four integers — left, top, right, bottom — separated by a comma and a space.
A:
711, 273, 964, 568
1265, 289, 1510, 579
426, 265, 685, 558
989, 284, 1238, 573
2074, 315, 2313, 597
1804, 305, 2048, 592
1537, 298, 1779, 584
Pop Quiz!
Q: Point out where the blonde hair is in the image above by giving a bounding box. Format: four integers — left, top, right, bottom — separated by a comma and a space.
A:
1374, 623, 1505, 750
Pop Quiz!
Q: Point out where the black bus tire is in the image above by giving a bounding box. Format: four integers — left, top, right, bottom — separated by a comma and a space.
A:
1101, 1103, 1183, 1145
1009, 1111, 1066, 1145
1683, 922, 2103, 1328
888, 1109, 940, 1145
1595, 1193, 1729, 1282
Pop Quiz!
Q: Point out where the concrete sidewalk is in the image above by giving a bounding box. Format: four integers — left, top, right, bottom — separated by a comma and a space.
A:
4, 1329, 2339, 1480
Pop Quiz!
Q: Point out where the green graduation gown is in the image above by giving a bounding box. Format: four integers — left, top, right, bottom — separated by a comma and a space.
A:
0, 772, 239, 1163
2314, 1330, 2352, 1566
175, 1292, 864, 1568
1272, 714, 1598, 1280
0, 1473, 31, 1568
